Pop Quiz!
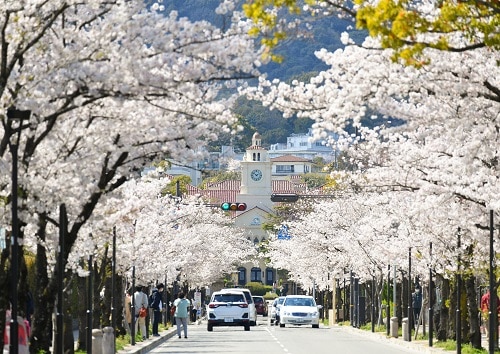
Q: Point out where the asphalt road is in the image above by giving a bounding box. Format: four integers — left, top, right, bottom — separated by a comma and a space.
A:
144, 317, 434, 354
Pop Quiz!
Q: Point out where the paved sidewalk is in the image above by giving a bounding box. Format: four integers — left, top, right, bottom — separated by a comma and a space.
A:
116, 327, 178, 354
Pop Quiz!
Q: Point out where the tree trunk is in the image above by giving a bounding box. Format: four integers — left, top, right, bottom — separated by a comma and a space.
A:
436, 275, 450, 341
464, 274, 481, 348
31, 217, 54, 354
114, 275, 126, 337
77, 274, 87, 352
463, 245, 481, 349
396, 279, 403, 325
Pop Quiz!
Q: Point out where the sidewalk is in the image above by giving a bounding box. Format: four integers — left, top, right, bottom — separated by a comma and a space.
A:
339, 325, 491, 353
116, 327, 178, 354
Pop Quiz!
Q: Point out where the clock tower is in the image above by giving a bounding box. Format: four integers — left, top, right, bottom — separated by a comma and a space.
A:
238, 132, 272, 209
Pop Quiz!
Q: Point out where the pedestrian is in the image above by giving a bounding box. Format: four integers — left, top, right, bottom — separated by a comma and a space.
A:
26, 287, 34, 326
133, 285, 149, 340
412, 286, 422, 328
191, 297, 198, 322
480, 290, 500, 337
124, 288, 133, 334
150, 283, 164, 337
173, 292, 190, 339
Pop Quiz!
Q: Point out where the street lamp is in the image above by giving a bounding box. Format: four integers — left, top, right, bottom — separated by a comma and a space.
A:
7, 107, 31, 354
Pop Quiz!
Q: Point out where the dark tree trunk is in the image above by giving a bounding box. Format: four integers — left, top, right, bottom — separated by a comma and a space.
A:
63, 274, 76, 354
463, 244, 481, 349
400, 274, 408, 324
396, 279, 403, 325
436, 275, 450, 341
77, 273, 87, 351
465, 274, 481, 348
114, 275, 126, 337
31, 217, 54, 354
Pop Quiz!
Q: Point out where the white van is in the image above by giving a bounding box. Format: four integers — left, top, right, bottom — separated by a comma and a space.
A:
220, 288, 257, 326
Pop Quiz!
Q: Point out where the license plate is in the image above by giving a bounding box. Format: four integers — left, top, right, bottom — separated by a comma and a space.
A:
224, 317, 234, 323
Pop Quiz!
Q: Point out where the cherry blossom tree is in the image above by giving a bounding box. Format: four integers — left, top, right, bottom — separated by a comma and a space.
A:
0, 1, 263, 351
243, 1, 498, 345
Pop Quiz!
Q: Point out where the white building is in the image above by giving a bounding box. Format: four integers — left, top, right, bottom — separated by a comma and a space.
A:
269, 128, 338, 162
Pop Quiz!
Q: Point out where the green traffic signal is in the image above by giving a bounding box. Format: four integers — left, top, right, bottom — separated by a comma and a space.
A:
220, 202, 247, 211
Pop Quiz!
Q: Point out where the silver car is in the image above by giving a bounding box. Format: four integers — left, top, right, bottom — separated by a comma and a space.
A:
279, 295, 321, 328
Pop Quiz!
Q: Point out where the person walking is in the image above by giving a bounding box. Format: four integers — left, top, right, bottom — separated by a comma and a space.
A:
124, 288, 133, 334
134, 285, 149, 340
150, 283, 164, 337
412, 286, 422, 329
173, 293, 190, 339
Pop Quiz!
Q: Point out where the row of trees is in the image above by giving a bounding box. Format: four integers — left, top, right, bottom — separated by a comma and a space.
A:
0, 1, 263, 353
242, 0, 499, 349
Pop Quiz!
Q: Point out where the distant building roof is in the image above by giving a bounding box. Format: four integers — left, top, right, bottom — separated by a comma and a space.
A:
185, 178, 309, 204
271, 155, 312, 163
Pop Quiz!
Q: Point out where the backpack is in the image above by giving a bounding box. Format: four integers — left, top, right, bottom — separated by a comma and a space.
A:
149, 293, 155, 307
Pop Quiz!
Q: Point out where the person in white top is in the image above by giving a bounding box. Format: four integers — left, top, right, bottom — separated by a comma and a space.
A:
133, 286, 148, 340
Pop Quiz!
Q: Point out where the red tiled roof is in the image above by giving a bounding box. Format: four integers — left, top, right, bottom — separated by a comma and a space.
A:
185, 178, 310, 204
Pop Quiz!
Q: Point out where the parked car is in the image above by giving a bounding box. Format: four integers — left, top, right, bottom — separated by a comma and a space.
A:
270, 296, 286, 325
252, 296, 268, 316
220, 288, 257, 326
279, 295, 321, 328
207, 290, 250, 332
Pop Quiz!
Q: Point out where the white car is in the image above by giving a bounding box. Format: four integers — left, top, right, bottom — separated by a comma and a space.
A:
207, 291, 251, 331
270, 296, 286, 325
220, 288, 257, 326
279, 295, 321, 328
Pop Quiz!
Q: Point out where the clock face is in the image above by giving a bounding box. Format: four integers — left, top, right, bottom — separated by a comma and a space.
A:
250, 169, 263, 181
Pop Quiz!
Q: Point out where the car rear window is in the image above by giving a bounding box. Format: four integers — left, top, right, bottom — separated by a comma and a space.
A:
253, 297, 263, 304
242, 291, 253, 304
213, 293, 245, 303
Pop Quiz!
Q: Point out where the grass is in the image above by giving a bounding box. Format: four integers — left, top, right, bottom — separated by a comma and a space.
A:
434, 340, 500, 353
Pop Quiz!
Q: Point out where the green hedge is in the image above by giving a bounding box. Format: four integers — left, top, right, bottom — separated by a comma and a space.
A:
245, 282, 273, 296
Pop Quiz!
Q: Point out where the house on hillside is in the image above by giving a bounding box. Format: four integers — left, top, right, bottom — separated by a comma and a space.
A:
269, 128, 338, 162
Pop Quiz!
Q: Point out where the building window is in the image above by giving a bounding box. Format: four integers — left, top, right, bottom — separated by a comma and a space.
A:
276, 165, 294, 173
250, 267, 262, 282
266, 268, 274, 286
238, 267, 246, 286
300, 142, 308, 147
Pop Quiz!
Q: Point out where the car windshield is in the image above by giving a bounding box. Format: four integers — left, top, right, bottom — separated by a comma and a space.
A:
284, 298, 315, 307
253, 297, 263, 304
274, 297, 285, 306
213, 294, 245, 303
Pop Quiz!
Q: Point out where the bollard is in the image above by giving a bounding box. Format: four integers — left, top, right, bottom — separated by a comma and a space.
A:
92, 329, 103, 354
402, 317, 409, 341
102, 327, 115, 354
390, 317, 398, 338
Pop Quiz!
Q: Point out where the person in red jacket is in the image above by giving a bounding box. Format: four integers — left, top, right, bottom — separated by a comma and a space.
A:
480, 291, 500, 337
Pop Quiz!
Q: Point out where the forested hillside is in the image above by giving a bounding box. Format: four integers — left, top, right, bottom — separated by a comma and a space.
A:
149, 0, 363, 149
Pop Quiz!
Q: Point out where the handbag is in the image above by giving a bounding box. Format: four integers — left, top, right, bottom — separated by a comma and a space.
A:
170, 305, 176, 316
139, 306, 147, 318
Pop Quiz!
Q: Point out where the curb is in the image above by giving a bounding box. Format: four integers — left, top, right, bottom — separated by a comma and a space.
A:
117, 327, 177, 354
